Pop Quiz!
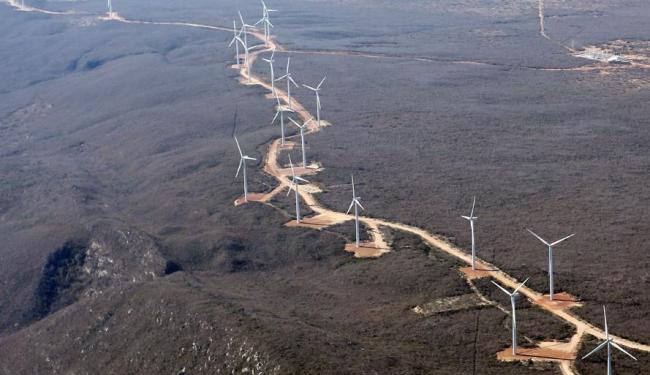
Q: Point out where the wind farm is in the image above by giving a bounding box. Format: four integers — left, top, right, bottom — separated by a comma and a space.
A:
0, 0, 649, 374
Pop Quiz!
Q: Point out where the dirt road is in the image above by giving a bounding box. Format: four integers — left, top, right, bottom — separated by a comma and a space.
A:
4, 1, 649, 373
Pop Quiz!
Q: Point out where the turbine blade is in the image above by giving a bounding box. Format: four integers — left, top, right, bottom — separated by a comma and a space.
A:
289, 117, 301, 128
235, 159, 243, 178
550, 233, 575, 247
243, 156, 256, 160
491, 281, 512, 296
295, 176, 309, 183
289, 76, 299, 87
526, 228, 550, 246
581, 340, 609, 360
272, 109, 280, 124
346, 200, 354, 215
303, 84, 317, 91
234, 136, 243, 156
513, 277, 530, 295
603, 305, 609, 340
356, 200, 365, 211
470, 196, 476, 217
611, 342, 637, 361
304, 117, 314, 126
286, 182, 294, 196
286, 56, 291, 72
238, 11, 245, 26
461, 215, 471, 220
317, 76, 327, 89
288, 154, 295, 176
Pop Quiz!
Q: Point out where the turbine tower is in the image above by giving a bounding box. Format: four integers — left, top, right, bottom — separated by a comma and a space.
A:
582, 306, 637, 375
289, 117, 313, 167
276, 57, 299, 110
492, 277, 530, 356
234, 137, 257, 202
263, 48, 277, 95
228, 20, 244, 68
238, 12, 254, 83
526, 229, 574, 301
272, 95, 294, 145
346, 175, 365, 248
303, 76, 326, 127
461, 196, 478, 270
287, 155, 309, 223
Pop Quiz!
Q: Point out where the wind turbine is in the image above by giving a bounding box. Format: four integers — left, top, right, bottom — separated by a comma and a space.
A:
263, 48, 277, 95
461, 196, 478, 270
289, 117, 313, 167
303, 76, 326, 127
287, 155, 309, 223
346, 175, 365, 247
238, 12, 254, 83
272, 94, 294, 145
228, 20, 244, 68
234, 137, 257, 202
492, 277, 530, 356
526, 229, 574, 301
256, 0, 276, 45
276, 56, 299, 110
582, 306, 637, 375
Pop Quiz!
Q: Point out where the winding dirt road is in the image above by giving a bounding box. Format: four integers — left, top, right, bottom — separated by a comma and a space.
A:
4, 1, 649, 373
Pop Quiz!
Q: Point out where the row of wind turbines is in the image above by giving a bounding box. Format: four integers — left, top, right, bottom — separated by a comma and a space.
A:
465, 197, 637, 371
230, 2, 639, 373
231, 3, 366, 248
235, 135, 365, 248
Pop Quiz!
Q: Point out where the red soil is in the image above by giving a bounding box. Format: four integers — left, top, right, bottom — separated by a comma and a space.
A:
497, 347, 575, 362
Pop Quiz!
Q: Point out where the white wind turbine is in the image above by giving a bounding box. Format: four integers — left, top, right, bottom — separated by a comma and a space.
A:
238, 12, 255, 83
276, 56, 299, 110
228, 20, 244, 68
287, 155, 309, 223
461, 196, 478, 270
234, 137, 257, 202
346, 175, 365, 247
492, 277, 530, 356
289, 117, 313, 167
303, 76, 326, 127
256, 0, 277, 45
272, 94, 294, 145
582, 306, 637, 375
526, 229, 574, 301
263, 48, 277, 95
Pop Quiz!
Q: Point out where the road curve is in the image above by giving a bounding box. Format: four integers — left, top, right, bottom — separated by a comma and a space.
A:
4, 0, 650, 370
